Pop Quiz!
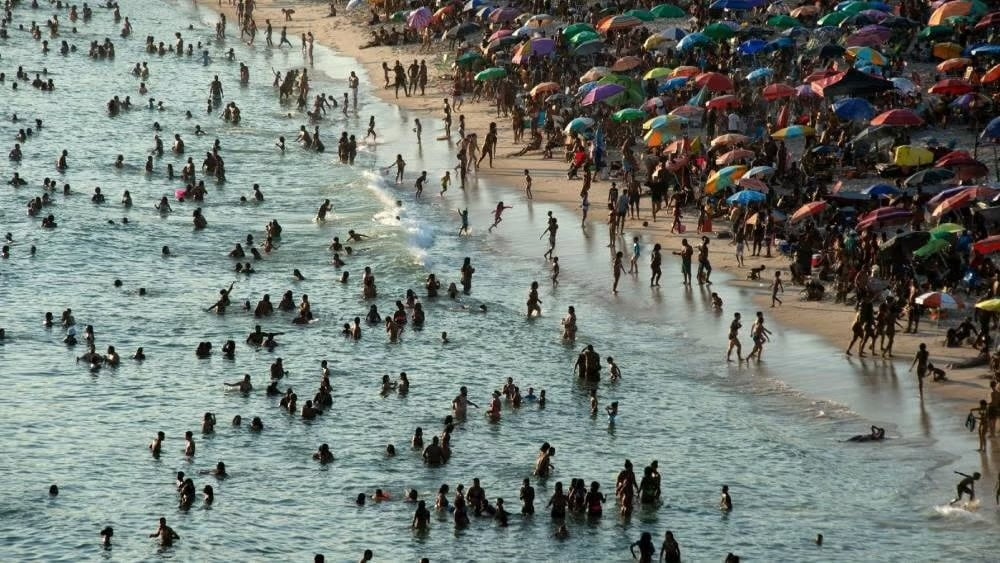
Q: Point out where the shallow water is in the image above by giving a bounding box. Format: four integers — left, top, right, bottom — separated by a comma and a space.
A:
0, 2, 997, 561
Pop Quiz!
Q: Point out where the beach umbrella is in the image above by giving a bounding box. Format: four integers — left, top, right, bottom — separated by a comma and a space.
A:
643, 35, 669, 50
597, 14, 642, 33
529, 82, 561, 97
580, 67, 611, 83
745, 165, 775, 178
984, 65, 1000, 85
717, 149, 756, 165
762, 83, 796, 101
905, 168, 955, 187
710, 0, 757, 11
928, 186, 974, 206
929, 1, 974, 25
795, 85, 819, 99
463, 0, 488, 11
931, 223, 965, 238
932, 42, 964, 60
976, 299, 1000, 312
489, 7, 521, 23
706, 94, 740, 110
790, 201, 828, 223
658, 77, 690, 93
702, 23, 737, 41
871, 109, 923, 127
973, 235, 1000, 256
577, 81, 600, 96
705, 166, 747, 193
932, 190, 977, 217
613, 108, 647, 123
677, 33, 712, 51
817, 11, 851, 26
846, 46, 888, 66
861, 183, 900, 198
487, 29, 513, 43
935, 150, 979, 168
746, 68, 774, 81
563, 117, 595, 134
524, 13, 555, 28
407, 7, 432, 29
771, 125, 816, 139
727, 190, 767, 206
970, 45, 1000, 57
345, 0, 366, 10
891, 145, 934, 167
581, 84, 625, 106
949, 92, 991, 110
643, 115, 687, 130
484, 35, 519, 54
738, 39, 769, 55
975, 11, 1000, 30
573, 39, 607, 57
447, 22, 482, 40
474, 67, 507, 81
832, 98, 875, 121
737, 177, 769, 192
937, 57, 972, 73
928, 78, 973, 96
643, 128, 676, 147
563, 23, 597, 40
672, 66, 702, 78
919, 25, 955, 40
455, 51, 485, 68
643, 67, 673, 80
711, 133, 749, 148
512, 37, 556, 64
694, 72, 734, 92
915, 291, 963, 310
881, 231, 931, 256
670, 105, 704, 120
889, 77, 919, 94
626, 9, 655, 21
913, 238, 957, 262
767, 14, 801, 29
790, 5, 819, 17
611, 56, 642, 72
983, 116, 1000, 140
658, 26, 689, 41
857, 208, 912, 229
651, 3, 686, 18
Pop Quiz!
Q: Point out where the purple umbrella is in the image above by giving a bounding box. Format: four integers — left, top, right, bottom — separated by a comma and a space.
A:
489, 7, 521, 23
511, 37, 556, 64
795, 84, 819, 98
581, 84, 625, 106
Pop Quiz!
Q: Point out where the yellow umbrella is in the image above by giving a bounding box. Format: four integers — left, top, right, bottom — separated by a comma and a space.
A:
643, 128, 676, 148
976, 298, 1000, 313
928, 0, 972, 25
932, 42, 964, 60
643, 67, 673, 80
644, 35, 668, 51
893, 145, 934, 167
704, 165, 747, 194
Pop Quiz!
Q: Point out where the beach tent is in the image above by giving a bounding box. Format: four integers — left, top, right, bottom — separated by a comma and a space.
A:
815, 68, 893, 98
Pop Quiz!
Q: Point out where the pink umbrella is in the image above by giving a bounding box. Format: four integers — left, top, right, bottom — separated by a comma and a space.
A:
488, 29, 513, 42
581, 84, 625, 106
737, 177, 769, 192
857, 208, 912, 229
795, 84, 819, 98
489, 7, 521, 23
407, 7, 432, 30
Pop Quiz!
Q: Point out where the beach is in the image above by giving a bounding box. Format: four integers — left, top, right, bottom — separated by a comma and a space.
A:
2, 0, 1000, 560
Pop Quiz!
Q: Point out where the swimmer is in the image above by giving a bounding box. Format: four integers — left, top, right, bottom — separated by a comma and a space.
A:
720, 485, 733, 511
847, 426, 885, 442
100, 526, 113, 547
148, 517, 179, 547
606, 401, 619, 422
225, 374, 253, 393
149, 431, 165, 458
313, 443, 334, 463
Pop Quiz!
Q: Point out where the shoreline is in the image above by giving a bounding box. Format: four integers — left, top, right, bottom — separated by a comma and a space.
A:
196, 1, 990, 418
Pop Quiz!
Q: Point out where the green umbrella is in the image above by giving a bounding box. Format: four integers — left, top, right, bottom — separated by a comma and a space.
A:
651, 3, 685, 18
837, 1, 873, 15
570, 30, 601, 45
563, 22, 596, 40
475, 67, 507, 81
456, 52, 485, 68
930, 222, 964, 238
944, 15, 976, 26
598, 74, 638, 89
817, 11, 850, 26
613, 108, 647, 122
626, 9, 655, 22
391, 10, 408, 22
703, 23, 736, 41
919, 25, 954, 39
913, 238, 950, 259
767, 15, 801, 29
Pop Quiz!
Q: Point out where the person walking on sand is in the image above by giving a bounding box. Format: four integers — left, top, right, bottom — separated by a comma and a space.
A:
727, 312, 743, 363
488, 202, 512, 233
771, 271, 784, 307
909, 342, 929, 398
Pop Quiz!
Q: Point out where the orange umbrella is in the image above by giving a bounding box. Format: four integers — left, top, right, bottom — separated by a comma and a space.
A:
803, 69, 839, 83
789, 5, 818, 17
928, 0, 973, 26
611, 56, 642, 72
711, 133, 750, 148
597, 14, 642, 33
932, 42, 964, 60
982, 64, 1000, 84
937, 57, 972, 73
694, 72, 734, 92
706, 94, 740, 110
716, 148, 755, 165
672, 66, 701, 78
762, 83, 796, 101
790, 201, 828, 223
529, 82, 561, 97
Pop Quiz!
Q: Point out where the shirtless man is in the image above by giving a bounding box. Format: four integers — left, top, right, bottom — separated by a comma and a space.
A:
452, 386, 478, 418
149, 517, 180, 547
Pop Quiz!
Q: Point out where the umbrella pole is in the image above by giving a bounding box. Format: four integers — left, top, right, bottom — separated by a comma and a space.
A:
994, 144, 999, 183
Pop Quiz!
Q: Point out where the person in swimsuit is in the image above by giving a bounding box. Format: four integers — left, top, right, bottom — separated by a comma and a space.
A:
950, 471, 981, 505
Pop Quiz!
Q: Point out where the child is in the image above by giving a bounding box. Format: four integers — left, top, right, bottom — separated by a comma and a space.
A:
551, 257, 560, 286
488, 201, 512, 232
629, 236, 640, 274
457, 208, 469, 236
440, 171, 451, 196
607, 357, 622, 381
771, 271, 784, 307
606, 401, 619, 423
523, 169, 533, 199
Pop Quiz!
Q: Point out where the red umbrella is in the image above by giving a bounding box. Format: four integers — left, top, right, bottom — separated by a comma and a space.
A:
953, 163, 990, 181
790, 201, 828, 223
935, 150, 979, 168
870, 108, 924, 127
928, 78, 974, 96
857, 209, 912, 230
762, 83, 796, 101
803, 69, 839, 83
932, 190, 977, 217
694, 72, 734, 92
974, 12, 1000, 31
973, 235, 1000, 255
706, 94, 740, 110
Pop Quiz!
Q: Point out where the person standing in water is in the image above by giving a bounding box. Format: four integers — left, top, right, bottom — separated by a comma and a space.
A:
727, 313, 743, 363
771, 271, 784, 307
457, 208, 469, 236
149, 517, 180, 547
909, 342, 929, 398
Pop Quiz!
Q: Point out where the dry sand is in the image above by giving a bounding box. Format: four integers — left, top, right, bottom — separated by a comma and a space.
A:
199, 0, 995, 413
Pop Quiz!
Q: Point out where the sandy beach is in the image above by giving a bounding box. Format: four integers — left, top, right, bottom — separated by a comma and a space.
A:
201, 0, 998, 418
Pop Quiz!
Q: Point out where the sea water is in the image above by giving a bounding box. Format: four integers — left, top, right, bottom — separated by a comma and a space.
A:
0, 2, 995, 561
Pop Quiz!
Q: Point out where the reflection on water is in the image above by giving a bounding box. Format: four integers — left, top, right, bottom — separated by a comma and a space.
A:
0, 1, 995, 561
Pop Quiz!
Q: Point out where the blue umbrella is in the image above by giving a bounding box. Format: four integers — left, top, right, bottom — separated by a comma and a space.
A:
677, 32, 712, 51
983, 116, 1000, 141
738, 39, 769, 55
710, 0, 756, 10
811, 145, 840, 155
782, 27, 811, 39
970, 45, 1000, 57
861, 183, 900, 198
746, 67, 774, 81
564, 117, 595, 134
688, 85, 709, 107
745, 165, 775, 178
767, 37, 794, 50
727, 190, 767, 206
658, 77, 689, 93
832, 98, 875, 121
577, 81, 599, 95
